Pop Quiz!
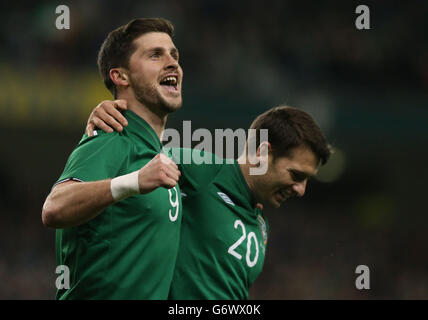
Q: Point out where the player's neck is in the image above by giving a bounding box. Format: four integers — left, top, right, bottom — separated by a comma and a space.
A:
237, 160, 255, 194
118, 94, 167, 139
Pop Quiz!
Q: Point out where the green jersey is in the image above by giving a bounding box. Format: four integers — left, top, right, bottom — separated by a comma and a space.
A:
169, 149, 269, 299
55, 110, 181, 300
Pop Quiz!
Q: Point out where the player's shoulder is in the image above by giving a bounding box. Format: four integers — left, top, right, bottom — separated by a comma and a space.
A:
171, 148, 234, 194
78, 130, 132, 147
71, 130, 134, 159
171, 147, 229, 166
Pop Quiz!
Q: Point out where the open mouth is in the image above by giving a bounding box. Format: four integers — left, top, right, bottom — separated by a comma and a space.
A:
159, 75, 178, 91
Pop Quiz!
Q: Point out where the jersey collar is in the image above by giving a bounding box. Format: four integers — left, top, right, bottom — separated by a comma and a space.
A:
124, 110, 163, 151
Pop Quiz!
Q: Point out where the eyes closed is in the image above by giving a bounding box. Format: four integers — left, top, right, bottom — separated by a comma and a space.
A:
288, 169, 311, 183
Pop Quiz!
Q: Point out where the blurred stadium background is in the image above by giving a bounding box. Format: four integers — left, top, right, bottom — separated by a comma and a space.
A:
0, 0, 427, 299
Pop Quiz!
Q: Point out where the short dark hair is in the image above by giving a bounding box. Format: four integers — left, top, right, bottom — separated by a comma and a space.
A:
97, 18, 175, 96
249, 106, 331, 165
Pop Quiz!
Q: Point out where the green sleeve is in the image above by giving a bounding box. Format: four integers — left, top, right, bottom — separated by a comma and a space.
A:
56, 132, 131, 184
171, 148, 231, 195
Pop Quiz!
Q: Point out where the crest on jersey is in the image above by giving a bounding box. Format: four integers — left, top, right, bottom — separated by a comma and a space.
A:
257, 214, 268, 245
217, 192, 235, 206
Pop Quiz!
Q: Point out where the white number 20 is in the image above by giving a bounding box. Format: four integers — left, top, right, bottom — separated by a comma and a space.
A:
168, 186, 179, 222
227, 219, 259, 267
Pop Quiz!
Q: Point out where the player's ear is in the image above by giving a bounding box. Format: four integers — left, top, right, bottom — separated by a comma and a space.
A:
257, 141, 272, 159
110, 68, 130, 88
256, 141, 272, 166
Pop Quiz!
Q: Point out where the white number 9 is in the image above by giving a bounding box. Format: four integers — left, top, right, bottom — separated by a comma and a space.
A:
168, 186, 179, 222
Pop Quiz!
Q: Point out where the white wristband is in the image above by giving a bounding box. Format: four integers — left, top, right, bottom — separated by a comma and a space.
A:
110, 171, 140, 202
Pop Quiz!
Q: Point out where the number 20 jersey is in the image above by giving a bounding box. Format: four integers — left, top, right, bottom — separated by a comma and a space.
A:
169, 149, 269, 299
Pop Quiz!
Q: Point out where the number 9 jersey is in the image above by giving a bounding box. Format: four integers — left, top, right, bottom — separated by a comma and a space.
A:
169, 148, 269, 300
54, 111, 181, 299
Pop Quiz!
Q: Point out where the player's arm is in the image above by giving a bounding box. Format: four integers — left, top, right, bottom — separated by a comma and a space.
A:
42, 179, 114, 228
42, 153, 180, 228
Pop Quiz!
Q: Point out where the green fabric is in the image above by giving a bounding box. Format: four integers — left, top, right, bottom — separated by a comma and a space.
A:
169, 148, 269, 299
55, 110, 182, 299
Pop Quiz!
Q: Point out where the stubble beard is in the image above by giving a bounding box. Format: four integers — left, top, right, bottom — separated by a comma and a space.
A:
130, 78, 182, 115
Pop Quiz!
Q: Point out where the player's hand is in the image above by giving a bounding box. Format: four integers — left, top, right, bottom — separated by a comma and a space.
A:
138, 153, 181, 193
86, 100, 128, 136
256, 203, 264, 211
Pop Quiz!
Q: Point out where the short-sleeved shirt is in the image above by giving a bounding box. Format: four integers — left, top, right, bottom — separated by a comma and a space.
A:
55, 110, 182, 299
168, 149, 269, 299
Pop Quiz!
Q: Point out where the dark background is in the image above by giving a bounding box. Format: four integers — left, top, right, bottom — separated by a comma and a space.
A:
0, 0, 427, 299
